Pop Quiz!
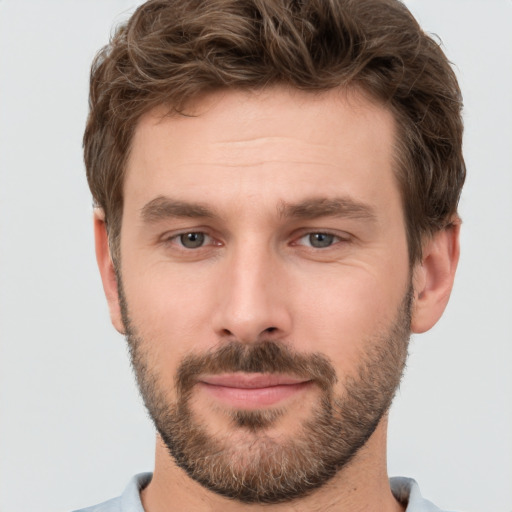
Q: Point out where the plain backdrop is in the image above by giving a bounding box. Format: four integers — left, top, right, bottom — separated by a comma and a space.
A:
0, 1, 511, 511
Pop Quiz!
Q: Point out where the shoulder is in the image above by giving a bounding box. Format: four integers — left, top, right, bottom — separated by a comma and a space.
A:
72, 473, 152, 512
390, 477, 460, 512
73, 496, 123, 512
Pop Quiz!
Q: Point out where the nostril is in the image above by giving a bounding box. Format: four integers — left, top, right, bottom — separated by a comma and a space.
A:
265, 327, 277, 334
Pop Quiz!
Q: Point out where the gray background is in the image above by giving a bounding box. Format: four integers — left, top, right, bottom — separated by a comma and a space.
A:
0, 1, 511, 511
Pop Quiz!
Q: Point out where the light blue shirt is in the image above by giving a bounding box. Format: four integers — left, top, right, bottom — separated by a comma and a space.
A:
73, 473, 453, 511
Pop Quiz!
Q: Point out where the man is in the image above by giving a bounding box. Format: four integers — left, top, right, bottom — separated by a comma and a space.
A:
77, 0, 465, 510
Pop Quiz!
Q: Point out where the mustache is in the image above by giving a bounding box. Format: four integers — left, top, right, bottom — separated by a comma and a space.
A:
175, 341, 337, 395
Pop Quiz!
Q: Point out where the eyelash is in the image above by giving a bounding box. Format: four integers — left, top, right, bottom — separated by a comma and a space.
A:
162, 230, 350, 251
294, 231, 346, 249
163, 231, 217, 250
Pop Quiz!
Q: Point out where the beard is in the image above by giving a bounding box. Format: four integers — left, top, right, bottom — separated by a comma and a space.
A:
118, 279, 411, 504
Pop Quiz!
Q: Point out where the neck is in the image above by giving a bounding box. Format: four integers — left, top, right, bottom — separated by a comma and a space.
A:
141, 416, 404, 512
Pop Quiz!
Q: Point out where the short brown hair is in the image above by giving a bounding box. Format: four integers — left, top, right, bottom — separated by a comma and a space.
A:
84, 0, 465, 265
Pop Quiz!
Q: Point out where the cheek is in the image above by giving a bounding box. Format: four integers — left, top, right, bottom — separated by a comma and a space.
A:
121, 260, 220, 369
289, 260, 409, 373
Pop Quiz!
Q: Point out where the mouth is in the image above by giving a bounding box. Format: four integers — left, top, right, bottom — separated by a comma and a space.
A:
197, 373, 313, 409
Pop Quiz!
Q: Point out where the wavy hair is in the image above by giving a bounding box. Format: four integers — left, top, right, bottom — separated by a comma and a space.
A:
84, 0, 465, 264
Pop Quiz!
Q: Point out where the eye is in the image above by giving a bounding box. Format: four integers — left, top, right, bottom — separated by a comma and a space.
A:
175, 232, 209, 249
297, 232, 341, 248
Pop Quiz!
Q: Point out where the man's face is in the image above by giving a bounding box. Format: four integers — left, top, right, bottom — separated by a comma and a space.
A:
116, 87, 412, 502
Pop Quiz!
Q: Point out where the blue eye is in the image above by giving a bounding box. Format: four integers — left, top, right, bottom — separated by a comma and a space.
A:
298, 232, 340, 248
308, 233, 336, 248
178, 232, 206, 248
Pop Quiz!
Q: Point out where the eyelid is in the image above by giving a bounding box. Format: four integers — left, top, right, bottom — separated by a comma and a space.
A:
160, 229, 219, 248
157, 227, 352, 249
292, 229, 352, 248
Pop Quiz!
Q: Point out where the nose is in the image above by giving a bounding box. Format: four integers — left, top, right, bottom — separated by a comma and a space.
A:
212, 240, 292, 344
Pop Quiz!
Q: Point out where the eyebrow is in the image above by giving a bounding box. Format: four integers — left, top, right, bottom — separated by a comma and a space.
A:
140, 195, 377, 224
278, 197, 377, 222
140, 196, 216, 223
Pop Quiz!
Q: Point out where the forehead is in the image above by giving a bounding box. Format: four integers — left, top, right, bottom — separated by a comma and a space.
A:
124, 86, 399, 217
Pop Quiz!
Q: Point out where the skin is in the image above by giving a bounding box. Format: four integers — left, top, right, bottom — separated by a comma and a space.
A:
95, 86, 460, 511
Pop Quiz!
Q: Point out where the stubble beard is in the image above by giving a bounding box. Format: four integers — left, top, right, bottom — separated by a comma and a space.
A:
118, 278, 412, 504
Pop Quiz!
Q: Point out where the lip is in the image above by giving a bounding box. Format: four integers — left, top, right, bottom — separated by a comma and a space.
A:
197, 373, 312, 409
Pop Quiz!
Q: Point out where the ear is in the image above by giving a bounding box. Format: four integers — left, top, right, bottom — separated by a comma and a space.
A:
94, 209, 125, 334
411, 220, 461, 334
